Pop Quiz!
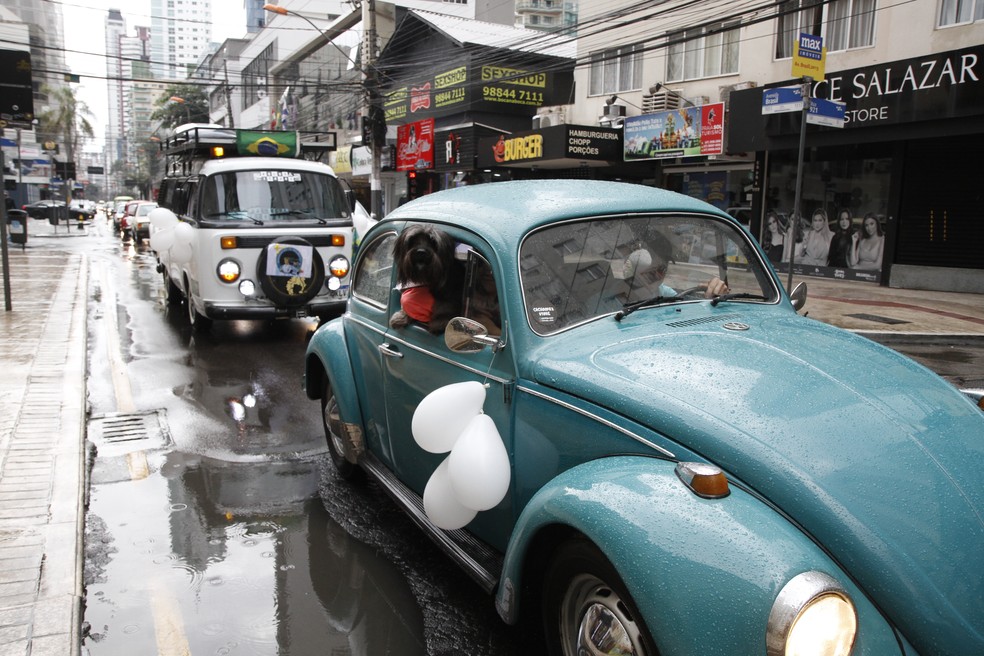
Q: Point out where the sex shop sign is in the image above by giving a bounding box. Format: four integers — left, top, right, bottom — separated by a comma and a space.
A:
397, 118, 435, 171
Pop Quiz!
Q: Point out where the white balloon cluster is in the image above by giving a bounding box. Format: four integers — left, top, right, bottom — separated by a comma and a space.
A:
412, 381, 511, 530
148, 208, 195, 265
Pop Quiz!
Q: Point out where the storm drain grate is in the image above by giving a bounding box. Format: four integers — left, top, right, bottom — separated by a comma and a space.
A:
846, 313, 911, 325
88, 410, 172, 454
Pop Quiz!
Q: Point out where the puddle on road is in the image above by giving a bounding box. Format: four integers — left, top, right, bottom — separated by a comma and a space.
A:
82, 448, 427, 655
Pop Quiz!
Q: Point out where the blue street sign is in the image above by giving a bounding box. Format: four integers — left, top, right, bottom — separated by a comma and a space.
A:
762, 86, 804, 115
806, 97, 846, 128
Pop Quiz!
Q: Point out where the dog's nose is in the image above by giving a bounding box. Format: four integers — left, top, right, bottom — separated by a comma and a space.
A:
410, 248, 430, 265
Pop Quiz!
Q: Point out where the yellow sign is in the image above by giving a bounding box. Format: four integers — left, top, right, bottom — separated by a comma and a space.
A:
791, 33, 825, 81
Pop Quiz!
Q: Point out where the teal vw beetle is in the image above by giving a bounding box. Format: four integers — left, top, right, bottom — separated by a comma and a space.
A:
303, 180, 983, 656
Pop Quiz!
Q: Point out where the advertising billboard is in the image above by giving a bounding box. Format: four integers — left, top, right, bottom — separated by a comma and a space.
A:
623, 103, 724, 161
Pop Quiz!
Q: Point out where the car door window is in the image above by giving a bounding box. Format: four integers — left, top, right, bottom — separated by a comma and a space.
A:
352, 232, 396, 309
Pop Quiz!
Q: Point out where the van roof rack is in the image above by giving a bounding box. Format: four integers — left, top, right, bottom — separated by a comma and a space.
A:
161, 126, 338, 174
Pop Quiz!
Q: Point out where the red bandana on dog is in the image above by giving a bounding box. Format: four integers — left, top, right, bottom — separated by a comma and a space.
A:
400, 285, 435, 323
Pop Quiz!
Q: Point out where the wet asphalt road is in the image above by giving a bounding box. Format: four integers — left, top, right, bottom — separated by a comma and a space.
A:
73, 216, 519, 655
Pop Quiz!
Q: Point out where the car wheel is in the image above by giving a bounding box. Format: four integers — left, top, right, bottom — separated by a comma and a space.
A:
321, 379, 364, 482
543, 538, 658, 656
163, 272, 182, 306
186, 291, 212, 332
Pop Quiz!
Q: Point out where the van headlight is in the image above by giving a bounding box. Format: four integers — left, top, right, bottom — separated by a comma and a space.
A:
328, 255, 349, 279
217, 258, 241, 283
766, 571, 857, 656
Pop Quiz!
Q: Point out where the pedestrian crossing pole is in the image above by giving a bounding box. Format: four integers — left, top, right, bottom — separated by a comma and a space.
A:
1, 146, 12, 311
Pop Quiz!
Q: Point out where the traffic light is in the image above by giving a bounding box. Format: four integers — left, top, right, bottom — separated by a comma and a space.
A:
407, 170, 419, 201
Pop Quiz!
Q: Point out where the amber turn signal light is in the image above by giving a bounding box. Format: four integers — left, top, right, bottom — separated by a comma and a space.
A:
331, 234, 345, 247
675, 462, 730, 498
220, 236, 237, 249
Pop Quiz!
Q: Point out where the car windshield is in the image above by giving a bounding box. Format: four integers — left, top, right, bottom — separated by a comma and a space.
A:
200, 169, 349, 223
520, 213, 780, 335
136, 204, 157, 216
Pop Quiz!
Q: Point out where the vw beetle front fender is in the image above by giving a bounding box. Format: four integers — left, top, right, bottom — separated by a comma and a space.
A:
304, 319, 363, 428
497, 456, 901, 655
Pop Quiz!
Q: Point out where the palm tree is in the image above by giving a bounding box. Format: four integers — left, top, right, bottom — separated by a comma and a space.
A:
38, 84, 95, 171
150, 84, 210, 130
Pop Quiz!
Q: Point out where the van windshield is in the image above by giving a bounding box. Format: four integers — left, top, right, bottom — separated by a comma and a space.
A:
201, 169, 350, 224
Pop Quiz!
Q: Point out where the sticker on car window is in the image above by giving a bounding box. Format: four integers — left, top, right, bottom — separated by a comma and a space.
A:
254, 171, 302, 182
530, 303, 557, 325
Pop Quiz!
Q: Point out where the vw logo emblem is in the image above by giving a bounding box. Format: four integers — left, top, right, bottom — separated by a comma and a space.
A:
722, 322, 750, 331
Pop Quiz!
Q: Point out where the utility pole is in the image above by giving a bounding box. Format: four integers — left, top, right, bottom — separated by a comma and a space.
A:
362, 0, 383, 219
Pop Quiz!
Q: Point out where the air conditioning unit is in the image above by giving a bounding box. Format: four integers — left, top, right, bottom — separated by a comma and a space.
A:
533, 107, 567, 129
719, 81, 756, 104
643, 90, 683, 113
603, 103, 627, 118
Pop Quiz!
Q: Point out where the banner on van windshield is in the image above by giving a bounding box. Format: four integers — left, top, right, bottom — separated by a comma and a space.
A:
236, 130, 299, 158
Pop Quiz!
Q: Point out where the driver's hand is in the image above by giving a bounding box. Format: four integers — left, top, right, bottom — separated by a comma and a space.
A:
705, 277, 729, 298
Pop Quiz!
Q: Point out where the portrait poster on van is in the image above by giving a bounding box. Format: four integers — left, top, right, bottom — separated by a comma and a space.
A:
623, 102, 724, 161
266, 243, 313, 278
397, 118, 435, 171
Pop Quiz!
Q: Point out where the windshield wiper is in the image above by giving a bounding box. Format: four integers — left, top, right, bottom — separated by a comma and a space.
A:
614, 295, 674, 321
206, 211, 263, 225
269, 209, 326, 224
709, 293, 768, 307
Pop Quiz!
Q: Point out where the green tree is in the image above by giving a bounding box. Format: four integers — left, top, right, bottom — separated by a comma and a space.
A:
37, 84, 95, 175
150, 84, 210, 129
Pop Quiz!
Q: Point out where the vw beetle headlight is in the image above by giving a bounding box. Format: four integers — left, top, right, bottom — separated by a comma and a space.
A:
217, 258, 241, 283
767, 571, 857, 656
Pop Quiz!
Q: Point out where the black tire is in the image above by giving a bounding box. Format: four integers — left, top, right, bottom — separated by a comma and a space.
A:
321, 379, 364, 483
186, 288, 213, 332
163, 272, 182, 306
543, 538, 658, 656
255, 237, 325, 307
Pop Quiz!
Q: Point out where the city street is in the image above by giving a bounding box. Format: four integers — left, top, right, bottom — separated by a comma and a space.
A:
67, 214, 518, 655
3, 212, 981, 656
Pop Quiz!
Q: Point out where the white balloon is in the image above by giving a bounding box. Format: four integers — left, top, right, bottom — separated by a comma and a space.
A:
150, 227, 175, 252
170, 240, 193, 265
411, 381, 486, 454
148, 207, 178, 230
423, 458, 477, 530
173, 221, 195, 245
448, 414, 511, 511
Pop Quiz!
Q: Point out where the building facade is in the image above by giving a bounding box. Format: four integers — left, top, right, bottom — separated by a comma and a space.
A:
565, 0, 984, 292
150, 0, 213, 80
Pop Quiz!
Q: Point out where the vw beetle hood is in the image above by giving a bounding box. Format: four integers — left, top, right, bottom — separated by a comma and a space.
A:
530, 313, 984, 653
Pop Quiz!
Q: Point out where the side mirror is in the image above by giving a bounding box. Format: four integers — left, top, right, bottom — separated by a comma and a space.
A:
789, 281, 808, 312
445, 317, 502, 353
344, 189, 357, 213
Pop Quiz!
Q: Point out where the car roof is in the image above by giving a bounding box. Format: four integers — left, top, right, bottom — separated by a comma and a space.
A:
381, 180, 731, 252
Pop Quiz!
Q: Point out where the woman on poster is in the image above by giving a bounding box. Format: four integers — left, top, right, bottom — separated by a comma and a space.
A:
762, 210, 789, 263
849, 213, 885, 270
797, 208, 833, 266
827, 208, 856, 268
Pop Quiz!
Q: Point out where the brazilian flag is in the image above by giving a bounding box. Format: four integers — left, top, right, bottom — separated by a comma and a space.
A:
236, 130, 299, 158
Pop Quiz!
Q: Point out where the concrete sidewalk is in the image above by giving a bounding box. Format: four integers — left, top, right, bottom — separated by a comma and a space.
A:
0, 228, 982, 655
1, 244, 87, 656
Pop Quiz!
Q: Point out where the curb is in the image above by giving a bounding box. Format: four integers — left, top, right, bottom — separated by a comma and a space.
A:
849, 330, 984, 347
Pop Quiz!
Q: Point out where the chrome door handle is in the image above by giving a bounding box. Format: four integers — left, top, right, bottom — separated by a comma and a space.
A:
378, 343, 403, 358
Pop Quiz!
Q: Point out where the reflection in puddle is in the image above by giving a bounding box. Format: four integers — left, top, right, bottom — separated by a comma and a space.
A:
83, 449, 426, 654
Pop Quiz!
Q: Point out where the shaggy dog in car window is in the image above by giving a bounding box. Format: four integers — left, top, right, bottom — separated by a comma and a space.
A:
390, 224, 465, 334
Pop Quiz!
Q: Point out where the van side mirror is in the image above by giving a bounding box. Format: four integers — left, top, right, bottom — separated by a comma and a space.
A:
344, 189, 357, 212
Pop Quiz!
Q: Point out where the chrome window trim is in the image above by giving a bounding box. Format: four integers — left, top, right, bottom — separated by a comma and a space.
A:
516, 384, 675, 459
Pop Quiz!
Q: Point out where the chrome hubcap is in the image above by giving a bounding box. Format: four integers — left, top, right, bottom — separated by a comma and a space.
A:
323, 397, 346, 456
562, 574, 644, 656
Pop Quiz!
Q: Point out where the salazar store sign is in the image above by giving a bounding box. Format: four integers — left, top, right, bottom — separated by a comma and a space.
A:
384, 61, 573, 123
623, 103, 725, 161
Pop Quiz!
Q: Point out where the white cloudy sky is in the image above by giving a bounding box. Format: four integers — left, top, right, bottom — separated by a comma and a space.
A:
62, 0, 248, 152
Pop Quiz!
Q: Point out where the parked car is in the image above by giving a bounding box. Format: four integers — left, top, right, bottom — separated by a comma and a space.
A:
303, 180, 983, 656
22, 199, 65, 220
122, 201, 158, 241
69, 201, 95, 223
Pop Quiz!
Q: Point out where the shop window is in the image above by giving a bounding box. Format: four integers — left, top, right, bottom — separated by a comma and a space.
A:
589, 44, 643, 96
776, 0, 875, 58
666, 23, 739, 82
938, 0, 984, 26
